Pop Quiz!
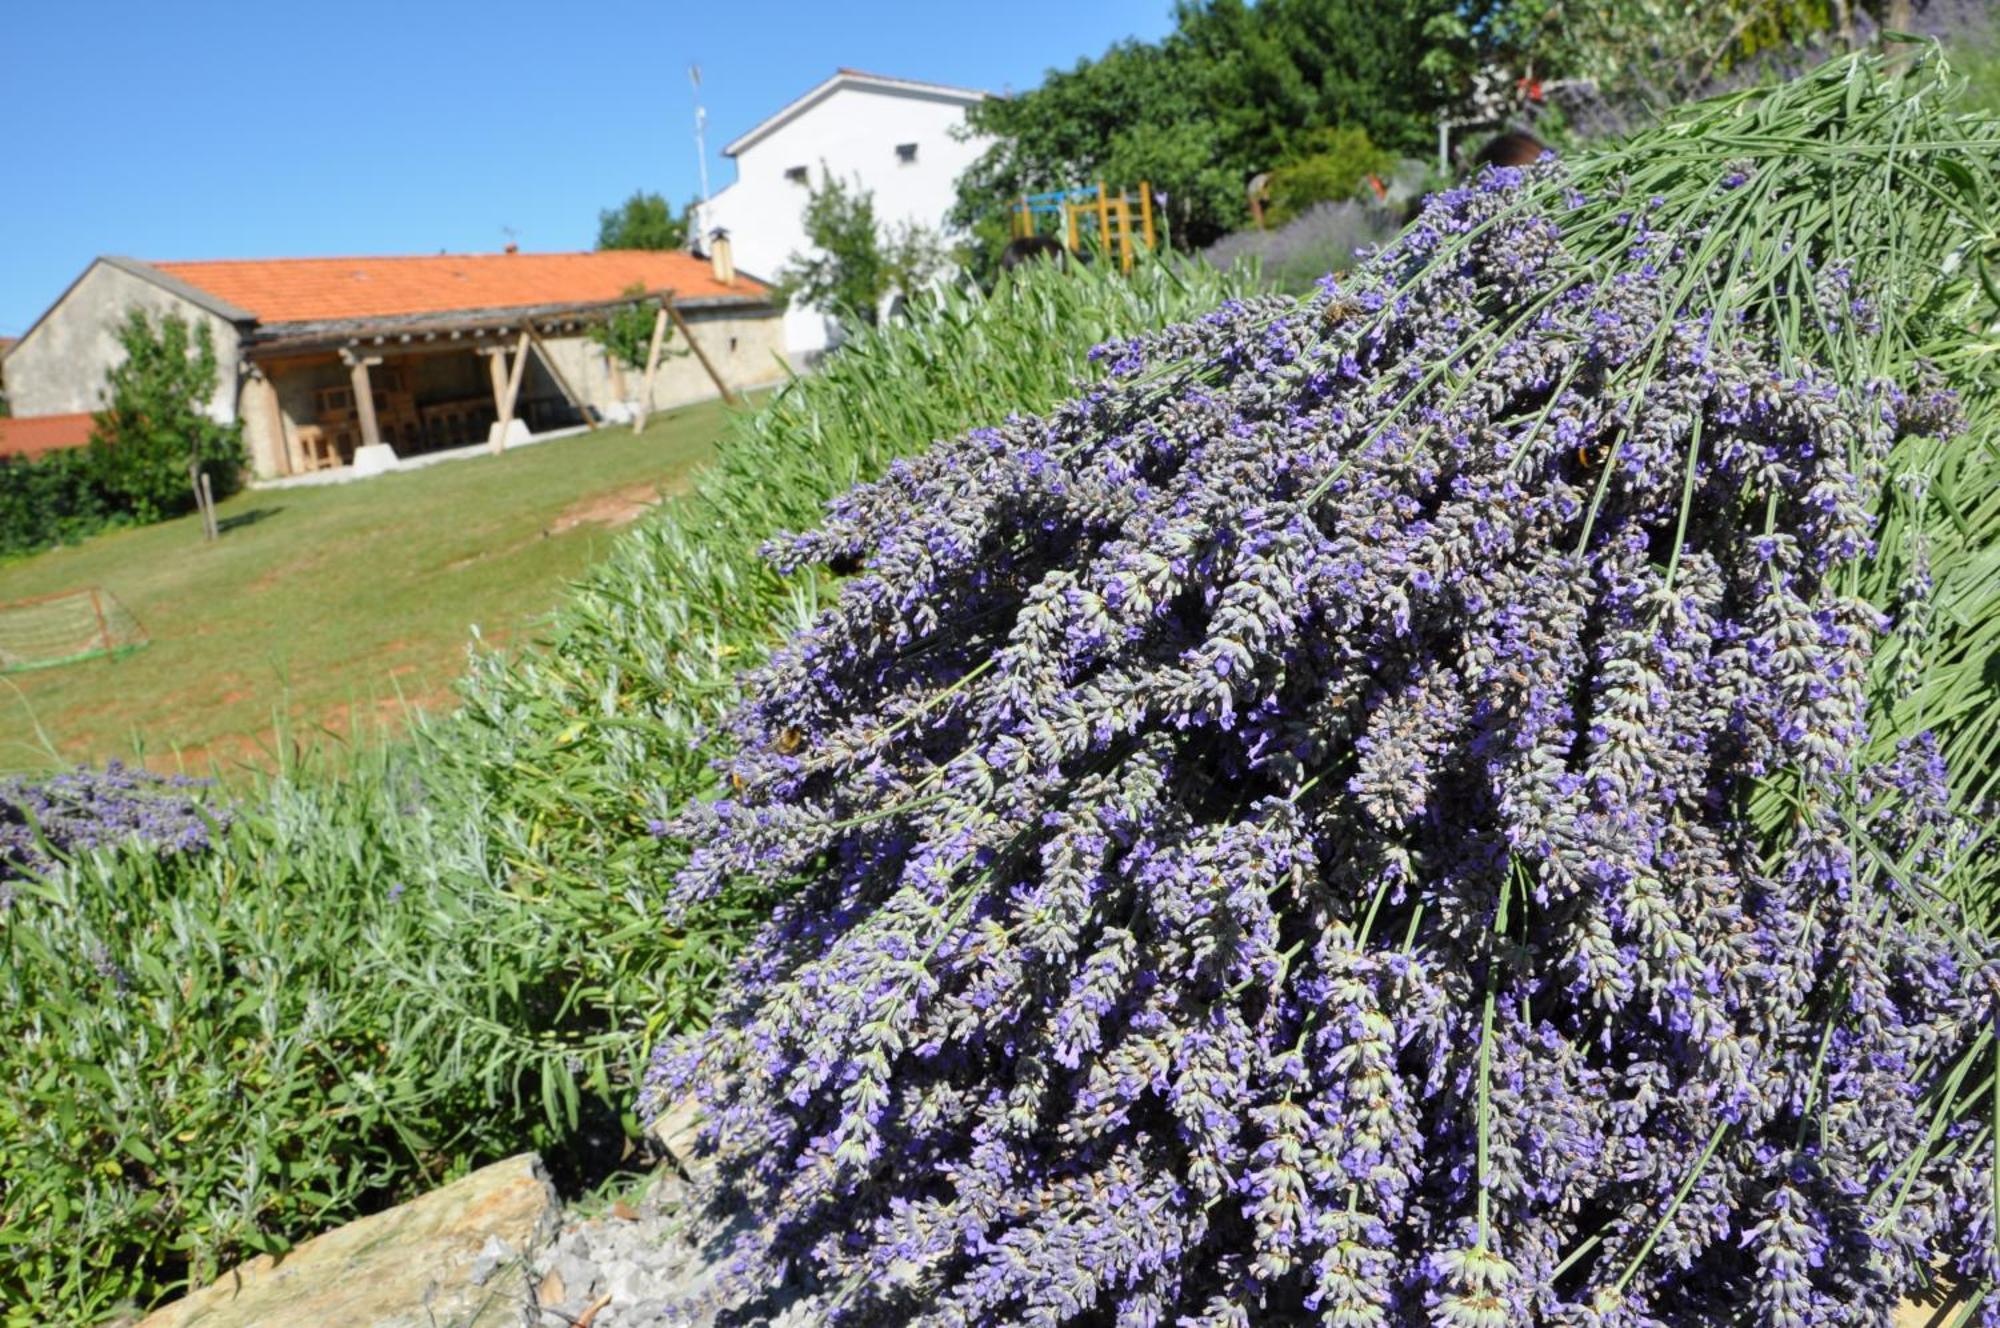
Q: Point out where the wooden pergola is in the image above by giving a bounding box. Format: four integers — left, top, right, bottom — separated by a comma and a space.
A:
241, 288, 744, 469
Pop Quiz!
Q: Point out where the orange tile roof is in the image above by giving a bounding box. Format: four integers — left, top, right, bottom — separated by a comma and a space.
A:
0, 412, 94, 459
149, 250, 767, 326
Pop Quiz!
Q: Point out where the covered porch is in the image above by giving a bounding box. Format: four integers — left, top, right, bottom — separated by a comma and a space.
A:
238, 299, 640, 479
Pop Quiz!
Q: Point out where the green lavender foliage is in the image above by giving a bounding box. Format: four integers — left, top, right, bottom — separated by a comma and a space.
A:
0, 254, 1246, 1322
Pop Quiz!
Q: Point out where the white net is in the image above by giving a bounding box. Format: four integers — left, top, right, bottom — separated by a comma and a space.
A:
0, 588, 148, 673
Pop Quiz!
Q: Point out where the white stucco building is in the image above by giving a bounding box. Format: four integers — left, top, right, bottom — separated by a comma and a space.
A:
705, 69, 991, 361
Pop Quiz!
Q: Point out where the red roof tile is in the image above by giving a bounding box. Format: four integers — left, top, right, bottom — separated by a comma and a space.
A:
0, 412, 94, 459
149, 250, 766, 326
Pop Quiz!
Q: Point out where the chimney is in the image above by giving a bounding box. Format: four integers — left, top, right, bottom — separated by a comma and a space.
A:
504, 242, 519, 255
708, 229, 734, 285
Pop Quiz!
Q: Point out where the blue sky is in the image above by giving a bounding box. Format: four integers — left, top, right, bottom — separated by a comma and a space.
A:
0, 0, 1177, 336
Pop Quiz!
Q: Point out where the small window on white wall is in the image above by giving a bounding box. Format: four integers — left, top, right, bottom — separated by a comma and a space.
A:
895, 142, 918, 164
785, 165, 809, 184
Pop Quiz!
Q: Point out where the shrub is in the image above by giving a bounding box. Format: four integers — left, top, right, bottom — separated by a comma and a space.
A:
1263, 125, 1396, 224
88, 310, 245, 525
0, 763, 225, 884
650, 56, 2000, 1323
0, 449, 119, 560
590, 282, 677, 373
780, 169, 952, 330
0, 254, 1249, 1321
1202, 199, 1401, 293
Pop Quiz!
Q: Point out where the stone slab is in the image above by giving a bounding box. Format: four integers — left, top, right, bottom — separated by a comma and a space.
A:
135, 1152, 558, 1328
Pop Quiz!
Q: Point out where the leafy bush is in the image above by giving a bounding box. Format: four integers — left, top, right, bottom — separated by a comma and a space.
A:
1263, 125, 1395, 224
0, 449, 120, 560
780, 169, 952, 331
0, 255, 1248, 1321
88, 309, 245, 524
590, 282, 678, 373
0, 748, 526, 1320
651, 56, 2000, 1323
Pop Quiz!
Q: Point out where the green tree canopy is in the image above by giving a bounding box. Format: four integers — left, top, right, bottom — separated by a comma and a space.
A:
88, 309, 244, 523
596, 190, 691, 251
950, 0, 1932, 268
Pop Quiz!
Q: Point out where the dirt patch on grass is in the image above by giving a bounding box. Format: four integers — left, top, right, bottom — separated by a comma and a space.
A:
545, 479, 680, 536
442, 477, 688, 572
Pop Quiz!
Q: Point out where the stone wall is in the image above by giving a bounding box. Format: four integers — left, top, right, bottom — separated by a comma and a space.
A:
6, 260, 241, 420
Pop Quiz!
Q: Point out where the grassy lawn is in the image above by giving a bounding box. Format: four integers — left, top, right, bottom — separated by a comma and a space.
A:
0, 401, 734, 774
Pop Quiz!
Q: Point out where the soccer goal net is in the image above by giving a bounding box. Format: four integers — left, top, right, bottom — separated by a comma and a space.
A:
0, 587, 148, 673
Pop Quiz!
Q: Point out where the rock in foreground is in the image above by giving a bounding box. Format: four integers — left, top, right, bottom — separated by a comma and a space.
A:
135, 1153, 558, 1328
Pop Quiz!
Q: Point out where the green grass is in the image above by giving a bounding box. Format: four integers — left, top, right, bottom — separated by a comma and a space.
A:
0, 402, 732, 773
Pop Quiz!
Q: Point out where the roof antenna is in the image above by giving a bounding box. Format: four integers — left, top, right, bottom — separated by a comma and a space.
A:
500, 224, 519, 256
691, 63, 712, 246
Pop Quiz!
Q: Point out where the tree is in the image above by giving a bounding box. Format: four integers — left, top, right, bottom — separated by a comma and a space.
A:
596, 190, 690, 251
88, 309, 245, 523
951, 1, 1457, 261
779, 170, 949, 330
590, 282, 684, 373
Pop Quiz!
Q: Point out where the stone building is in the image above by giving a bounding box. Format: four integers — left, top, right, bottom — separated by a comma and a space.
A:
1, 247, 780, 478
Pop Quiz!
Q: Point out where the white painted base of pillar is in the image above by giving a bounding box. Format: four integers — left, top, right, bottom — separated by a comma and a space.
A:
486, 419, 531, 449
351, 443, 401, 477
598, 400, 637, 425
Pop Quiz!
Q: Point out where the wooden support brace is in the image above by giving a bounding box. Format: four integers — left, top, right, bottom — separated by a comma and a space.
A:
663, 296, 739, 406
523, 323, 598, 430
1138, 180, 1156, 251
633, 304, 669, 434
1095, 179, 1112, 257
493, 329, 531, 453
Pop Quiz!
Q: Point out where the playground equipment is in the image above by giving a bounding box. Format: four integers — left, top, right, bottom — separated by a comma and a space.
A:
1010, 181, 1157, 271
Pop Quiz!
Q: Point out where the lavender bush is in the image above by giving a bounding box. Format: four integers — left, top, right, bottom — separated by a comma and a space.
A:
650, 55, 2000, 1326
1203, 200, 1402, 294
0, 761, 225, 885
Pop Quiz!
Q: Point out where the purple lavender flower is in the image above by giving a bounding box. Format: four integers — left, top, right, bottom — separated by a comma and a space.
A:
0, 762, 229, 881
645, 153, 1997, 1326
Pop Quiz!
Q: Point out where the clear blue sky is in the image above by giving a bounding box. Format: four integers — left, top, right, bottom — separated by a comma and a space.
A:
0, 0, 1177, 336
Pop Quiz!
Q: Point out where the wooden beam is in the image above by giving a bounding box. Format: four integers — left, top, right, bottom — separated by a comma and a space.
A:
493, 329, 531, 453
523, 323, 598, 429
1138, 180, 1155, 251
1096, 180, 1112, 258
483, 345, 510, 414
633, 305, 669, 433
258, 370, 303, 477
663, 296, 739, 406
348, 355, 383, 451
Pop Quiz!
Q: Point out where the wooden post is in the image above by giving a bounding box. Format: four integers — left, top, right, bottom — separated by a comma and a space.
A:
493, 328, 531, 453
1138, 180, 1156, 250
523, 324, 598, 429
348, 354, 382, 451
1115, 198, 1135, 273
1065, 201, 1080, 253
252, 369, 301, 477
1016, 196, 1030, 237
633, 304, 669, 434
485, 344, 510, 414
662, 296, 738, 406
88, 587, 113, 657
200, 472, 219, 541
1095, 180, 1112, 258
